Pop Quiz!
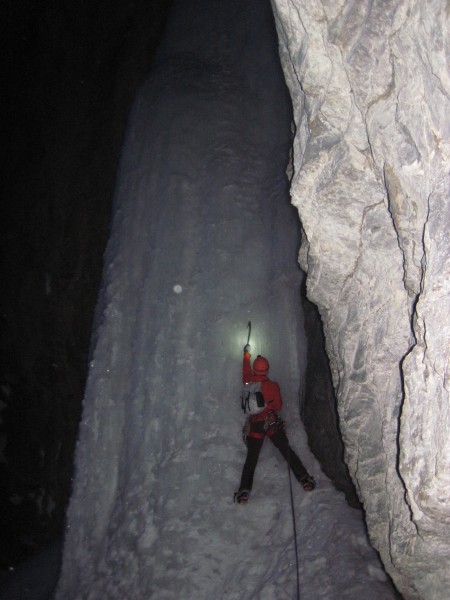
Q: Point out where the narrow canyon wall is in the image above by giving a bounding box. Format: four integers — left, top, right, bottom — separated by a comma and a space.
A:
271, 1, 450, 598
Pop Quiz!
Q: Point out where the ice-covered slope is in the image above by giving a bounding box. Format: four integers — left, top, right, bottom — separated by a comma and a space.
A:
56, 1, 398, 598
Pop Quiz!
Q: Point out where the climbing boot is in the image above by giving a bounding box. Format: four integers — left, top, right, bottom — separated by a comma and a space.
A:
300, 475, 316, 491
234, 490, 250, 504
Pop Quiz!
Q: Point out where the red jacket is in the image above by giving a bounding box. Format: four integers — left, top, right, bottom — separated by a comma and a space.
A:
242, 352, 282, 421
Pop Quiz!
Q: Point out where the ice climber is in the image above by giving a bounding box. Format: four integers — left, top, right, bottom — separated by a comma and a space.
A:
235, 346, 316, 504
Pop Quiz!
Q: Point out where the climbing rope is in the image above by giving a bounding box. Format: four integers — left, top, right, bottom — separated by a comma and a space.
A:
287, 447, 301, 600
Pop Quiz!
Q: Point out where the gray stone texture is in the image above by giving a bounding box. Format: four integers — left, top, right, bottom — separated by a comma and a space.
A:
271, 0, 450, 598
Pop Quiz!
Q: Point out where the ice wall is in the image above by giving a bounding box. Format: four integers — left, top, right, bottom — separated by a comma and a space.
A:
271, 0, 450, 598
55, 1, 308, 597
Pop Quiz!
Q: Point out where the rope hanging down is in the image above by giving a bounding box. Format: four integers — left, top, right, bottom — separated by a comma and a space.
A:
287, 447, 301, 600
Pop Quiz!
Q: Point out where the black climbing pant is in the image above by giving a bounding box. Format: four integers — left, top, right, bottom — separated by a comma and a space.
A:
239, 431, 308, 492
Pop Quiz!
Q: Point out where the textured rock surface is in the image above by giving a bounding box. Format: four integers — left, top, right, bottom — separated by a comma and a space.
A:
271, 0, 450, 598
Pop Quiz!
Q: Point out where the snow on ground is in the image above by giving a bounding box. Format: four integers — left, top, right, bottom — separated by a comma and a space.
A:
29, 0, 402, 598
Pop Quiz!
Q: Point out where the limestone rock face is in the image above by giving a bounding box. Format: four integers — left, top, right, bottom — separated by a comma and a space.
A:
271, 1, 450, 598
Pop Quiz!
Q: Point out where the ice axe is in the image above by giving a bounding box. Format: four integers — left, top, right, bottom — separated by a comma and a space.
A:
242, 321, 252, 354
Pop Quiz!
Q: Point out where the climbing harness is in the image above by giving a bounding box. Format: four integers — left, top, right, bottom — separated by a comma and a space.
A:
242, 412, 285, 444
265, 412, 284, 434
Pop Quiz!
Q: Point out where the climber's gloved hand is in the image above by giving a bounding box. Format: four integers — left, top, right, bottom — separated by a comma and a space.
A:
244, 344, 251, 354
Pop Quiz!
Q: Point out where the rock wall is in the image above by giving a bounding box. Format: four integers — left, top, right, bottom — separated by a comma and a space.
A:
271, 1, 450, 598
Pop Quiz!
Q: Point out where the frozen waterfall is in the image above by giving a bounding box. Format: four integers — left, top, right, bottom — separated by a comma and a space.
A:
55, 1, 398, 598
